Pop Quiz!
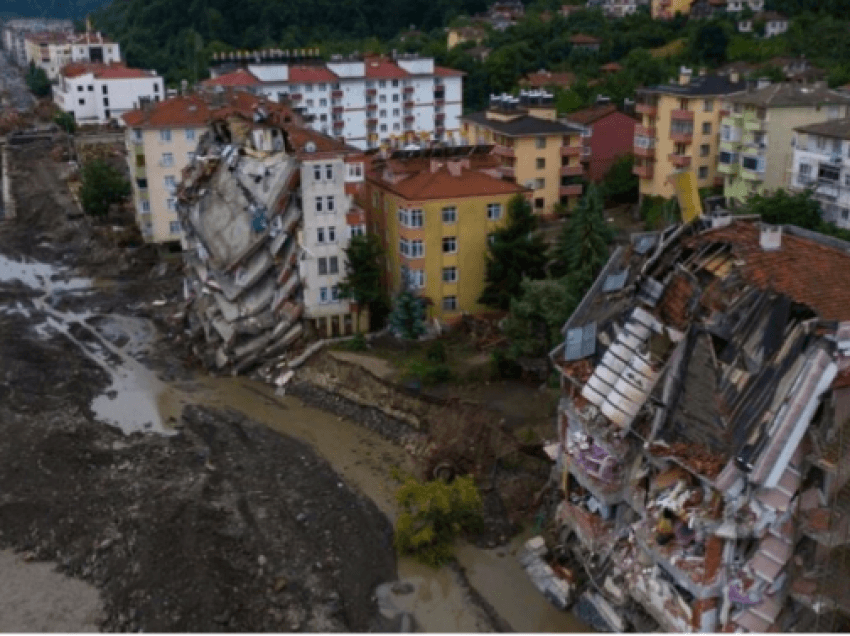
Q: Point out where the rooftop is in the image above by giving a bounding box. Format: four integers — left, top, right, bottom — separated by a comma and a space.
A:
795, 117, 850, 141
520, 70, 576, 88
564, 103, 630, 125
61, 62, 156, 80
729, 82, 850, 108
363, 56, 409, 79
463, 110, 584, 137
288, 65, 340, 83
570, 33, 601, 44
640, 74, 747, 97
202, 68, 260, 87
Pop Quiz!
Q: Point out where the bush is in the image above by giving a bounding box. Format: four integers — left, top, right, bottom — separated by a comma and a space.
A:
404, 359, 453, 385
79, 159, 131, 218
394, 475, 483, 567
341, 333, 367, 351
491, 349, 522, 380
426, 340, 447, 363
54, 111, 76, 134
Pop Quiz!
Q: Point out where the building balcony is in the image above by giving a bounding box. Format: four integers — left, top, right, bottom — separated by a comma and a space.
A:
719, 138, 742, 152
636, 102, 657, 117
137, 188, 150, 201
403, 85, 414, 94
634, 145, 656, 159
635, 124, 656, 138
134, 164, 147, 180
500, 165, 515, 179
633, 163, 654, 179
366, 88, 377, 97
745, 118, 766, 132
332, 106, 344, 115
435, 96, 445, 105
366, 102, 377, 112
741, 167, 763, 182
291, 93, 303, 101
333, 120, 344, 130
560, 145, 581, 157
717, 161, 739, 175
560, 164, 584, 177
494, 144, 515, 158
404, 114, 415, 122
403, 100, 415, 109
560, 184, 583, 197
332, 89, 343, 99
670, 130, 693, 144
367, 117, 378, 126
435, 126, 445, 134
435, 112, 445, 121
670, 109, 694, 122
668, 152, 692, 168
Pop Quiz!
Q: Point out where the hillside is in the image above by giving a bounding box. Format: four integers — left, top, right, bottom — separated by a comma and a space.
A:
1, 0, 110, 21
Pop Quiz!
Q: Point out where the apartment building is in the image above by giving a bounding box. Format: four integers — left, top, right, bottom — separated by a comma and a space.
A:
1, 19, 72, 66
461, 92, 588, 215
689, 0, 727, 19
54, 63, 164, 124
361, 148, 527, 319
738, 12, 789, 37
24, 31, 121, 80
593, 0, 649, 18
633, 69, 746, 199
206, 52, 464, 150
446, 25, 487, 49
726, 0, 764, 11
564, 100, 637, 182
520, 70, 576, 91
718, 83, 850, 205
549, 217, 850, 632
650, 0, 695, 19
789, 119, 850, 230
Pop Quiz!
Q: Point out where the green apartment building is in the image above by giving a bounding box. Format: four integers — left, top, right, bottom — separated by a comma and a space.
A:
718, 83, 850, 205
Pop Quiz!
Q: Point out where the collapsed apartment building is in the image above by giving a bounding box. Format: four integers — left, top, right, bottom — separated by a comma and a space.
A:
175, 90, 367, 376
547, 215, 850, 632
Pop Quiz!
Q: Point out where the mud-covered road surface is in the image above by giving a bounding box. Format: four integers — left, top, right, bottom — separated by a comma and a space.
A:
0, 140, 397, 631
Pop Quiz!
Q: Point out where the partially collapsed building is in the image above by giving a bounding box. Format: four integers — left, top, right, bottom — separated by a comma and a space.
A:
175, 91, 366, 376
549, 215, 850, 632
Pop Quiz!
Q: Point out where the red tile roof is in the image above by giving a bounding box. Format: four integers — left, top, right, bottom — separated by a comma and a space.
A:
202, 68, 260, 87
565, 103, 619, 125
570, 33, 601, 45
363, 57, 409, 79
26, 31, 114, 45
434, 66, 466, 77
690, 222, 850, 321
520, 70, 576, 89
288, 65, 339, 83
61, 62, 154, 80
370, 163, 527, 200
601, 62, 622, 72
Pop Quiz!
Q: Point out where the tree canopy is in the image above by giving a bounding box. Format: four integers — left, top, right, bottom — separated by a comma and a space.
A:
79, 159, 131, 218
478, 195, 548, 311
25, 64, 51, 98
551, 184, 613, 286
338, 234, 385, 333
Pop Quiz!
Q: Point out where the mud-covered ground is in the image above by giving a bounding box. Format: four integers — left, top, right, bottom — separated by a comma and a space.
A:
0, 140, 398, 631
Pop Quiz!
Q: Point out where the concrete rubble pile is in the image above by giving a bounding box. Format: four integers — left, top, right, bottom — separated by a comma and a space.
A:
176, 103, 306, 376
543, 215, 850, 632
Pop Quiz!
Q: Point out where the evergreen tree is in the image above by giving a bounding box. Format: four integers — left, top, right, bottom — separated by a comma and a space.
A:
25, 63, 51, 98
479, 195, 548, 311
389, 268, 426, 340
504, 276, 580, 358
551, 184, 613, 287
79, 159, 131, 218
338, 234, 385, 333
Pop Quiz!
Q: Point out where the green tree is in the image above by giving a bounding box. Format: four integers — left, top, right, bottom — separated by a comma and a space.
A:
79, 159, 131, 218
338, 234, 385, 333
551, 184, 613, 286
740, 188, 822, 229
601, 154, 638, 204
25, 63, 51, 98
54, 111, 77, 134
479, 195, 548, 311
504, 276, 579, 358
389, 269, 426, 340
394, 475, 483, 567
689, 21, 730, 66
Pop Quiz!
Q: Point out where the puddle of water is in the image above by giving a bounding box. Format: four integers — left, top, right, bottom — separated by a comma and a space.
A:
0, 253, 89, 292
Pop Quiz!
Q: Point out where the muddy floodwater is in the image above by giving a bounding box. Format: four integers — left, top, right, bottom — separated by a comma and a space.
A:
0, 253, 587, 632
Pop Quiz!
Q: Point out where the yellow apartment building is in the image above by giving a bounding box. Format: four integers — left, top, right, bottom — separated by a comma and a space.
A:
633, 69, 746, 199
447, 25, 487, 49
461, 92, 587, 216
362, 151, 528, 319
651, 0, 696, 19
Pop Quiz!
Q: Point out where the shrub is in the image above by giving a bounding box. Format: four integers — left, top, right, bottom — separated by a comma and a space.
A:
426, 340, 447, 363
394, 475, 483, 567
491, 349, 522, 380
404, 359, 453, 385
342, 333, 367, 351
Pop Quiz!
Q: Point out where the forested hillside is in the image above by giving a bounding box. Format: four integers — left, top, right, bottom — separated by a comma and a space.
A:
2, 0, 109, 21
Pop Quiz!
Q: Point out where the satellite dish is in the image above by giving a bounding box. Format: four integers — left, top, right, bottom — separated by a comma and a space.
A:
304, 141, 317, 153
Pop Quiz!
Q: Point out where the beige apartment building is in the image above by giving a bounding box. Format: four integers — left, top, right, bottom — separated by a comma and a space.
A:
461, 91, 587, 215
633, 68, 746, 199
122, 96, 211, 244
24, 31, 120, 80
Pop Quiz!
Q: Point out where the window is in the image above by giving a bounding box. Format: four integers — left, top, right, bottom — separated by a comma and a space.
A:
326, 196, 335, 212
702, 122, 712, 135
819, 164, 841, 183
393, 108, 400, 117
798, 163, 812, 183
442, 267, 457, 283
347, 163, 363, 180
88, 85, 94, 92
103, 97, 109, 107
185, 129, 195, 141
164, 175, 176, 191
703, 99, 714, 112
166, 198, 177, 211
169, 221, 181, 234
392, 79, 399, 87
379, 95, 386, 103
102, 85, 108, 94
325, 164, 333, 180
329, 256, 339, 274
536, 157, 546, 169
78, 99, 84, 106
398, 208, 410, 226
187, 152, 195, 163
305, 84, 313, 93
698, 166, 709, 179
380, 124, 387, 132
380, 109, 387, 118
829, 105, 843, 120
487, 203, 502, 220
400, 238, 409, 257
160, 130, 171, 142
442, 206, 457, 224
442, 236, 457, 254
379, 80, 387, 88
319, 98, 327, 107
319, 287, 329, 303
161, 152, 173, 167
410, 240, 423, 257
406, 268, 425, 289
133, 129, 143, 142
392, 94, 399, 102
328, 226, 336, 242
314, 196, 324, 213
535, 178, 545, 189
719, 151, 738, 165
306, 99, 314, 108
318, 257, 328, 275
442, 296, 458, 311
393, 123, 400, 131
317, 227, 325, 243
535, 197, 545, 209
350, 224, 365, 237
700, 144, 710, 157
331, 285, 339, 302
535, 137, 546, 149
488, 233, 496, 245
410, 208, 423, 228
140, 200, 150, 213
77, 85, 84, 92
313, 165, 322, 181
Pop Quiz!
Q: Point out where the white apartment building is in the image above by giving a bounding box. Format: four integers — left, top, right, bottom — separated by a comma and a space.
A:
726, 0, 763, 11
54, 63, 163, 124
789, 119, 850, 229
298, 152, 368, 335
24, 31, 121, 80
206, 53, 464, 150
1, 19, 73, 66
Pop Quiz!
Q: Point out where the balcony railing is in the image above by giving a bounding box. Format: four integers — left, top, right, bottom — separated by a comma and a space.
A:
332, 90, 343, 99
635, 124, 656, 138
365, 88, 377, 96
561, 145, 581, 157
332, 105, 344, 114
633, 163, 654, 178
333, 120, 344, 129
404, 100, 415, 109
671, 109, 694, 122
500, 165, 515, 179
494, 144, 515, 158
668, 152, 691, 168
403, 86, 415, 94
560, 164, 584, 177
636, 102, 657, 117
670, 130, 693, 144
560, 184, 583, 197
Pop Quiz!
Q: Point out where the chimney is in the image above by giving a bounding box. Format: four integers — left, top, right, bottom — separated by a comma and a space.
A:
678, 66, 692, 86
759, 223, 782, 251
